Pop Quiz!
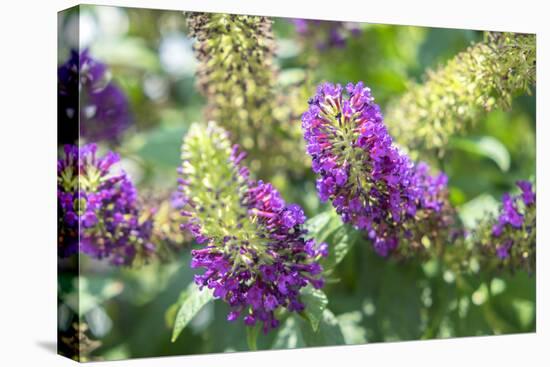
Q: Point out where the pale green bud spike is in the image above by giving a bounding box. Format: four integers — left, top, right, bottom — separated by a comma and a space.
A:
180, 122, 265, 259
186, 12, 308, 179
386, 32, 535, 158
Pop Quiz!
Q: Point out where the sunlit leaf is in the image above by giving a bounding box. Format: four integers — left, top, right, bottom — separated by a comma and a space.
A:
511, 299, 535, 329
63, 277, 124, 316
272, 317, 306, 349
299, 309, 346, 346
304, 211, 337, 242
300, 286, 328, 332
171, 283, 214, 342
451, 136, 511, 172
92, 38, 161, 71
458, 193, 500, 229
325, 226, 362, 270
337, 311, 367, 344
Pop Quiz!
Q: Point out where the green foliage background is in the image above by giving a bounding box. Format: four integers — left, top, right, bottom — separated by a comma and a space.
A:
57, 5, 535, 361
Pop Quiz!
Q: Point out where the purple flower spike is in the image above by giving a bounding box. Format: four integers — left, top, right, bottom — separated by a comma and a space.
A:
58, 49, 132, 144
180, 122, 328, 333
58, 144, 154, 265
488, 180, 536, 265
302, 82, 451, 257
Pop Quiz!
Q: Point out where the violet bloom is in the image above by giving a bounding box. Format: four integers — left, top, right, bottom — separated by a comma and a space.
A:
58, 144, 154, 265
291, 19, 361, 50
517, 180, 536, 206
58, 49, 132, 144
490, 180, 536, 261
302, 82, 450, 257
179, 122, 327, 332
491, 193, 523, 236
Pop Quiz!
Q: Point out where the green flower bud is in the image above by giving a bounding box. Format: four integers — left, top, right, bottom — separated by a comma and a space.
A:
186, 12, 307, 179
387, 32, 535, 158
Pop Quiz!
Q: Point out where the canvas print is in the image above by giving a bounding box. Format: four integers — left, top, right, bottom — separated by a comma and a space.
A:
57, 4, 536, 362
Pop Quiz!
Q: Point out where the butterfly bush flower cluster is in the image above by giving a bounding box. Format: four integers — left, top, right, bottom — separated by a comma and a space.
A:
58, 49, 132, 144
292, 19, 362, 50
57, 144, 155, 265
302, 82, 453, 257
179, 122, 327, 332
475, 180, 536, 271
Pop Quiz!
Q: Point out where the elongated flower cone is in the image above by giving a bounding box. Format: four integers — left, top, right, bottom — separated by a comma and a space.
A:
186, 12, 308, 178
302, 82, 454, 258
474, 180, 536, 272
179, 122, 327, 332
57, 144, 154, 265
386, 32, 536, 158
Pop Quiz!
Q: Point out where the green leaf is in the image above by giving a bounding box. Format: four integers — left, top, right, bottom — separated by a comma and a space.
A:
451, 136, 511, 172
324, 226, 362, 270
300, 286, 329, 332
273, 309, 346, 349
134, 126, 189, 168
92, 38, 161, 71
299, 309, 346, 346
511, 299, 535, 329
171, 283, 214, 342
489, 272, 536, 332
272, 317, 306, 349
304, 210, 361, 270
458, 193, 500, 229
63, 277, 124, 316
278, 68, 305, 86
337, 311, 367, 344
304, 211, 338, 243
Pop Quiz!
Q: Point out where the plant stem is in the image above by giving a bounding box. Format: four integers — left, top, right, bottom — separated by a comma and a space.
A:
246, 324, 260, 351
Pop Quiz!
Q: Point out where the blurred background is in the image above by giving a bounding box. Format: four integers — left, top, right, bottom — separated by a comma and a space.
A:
57, 5, 535, 360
